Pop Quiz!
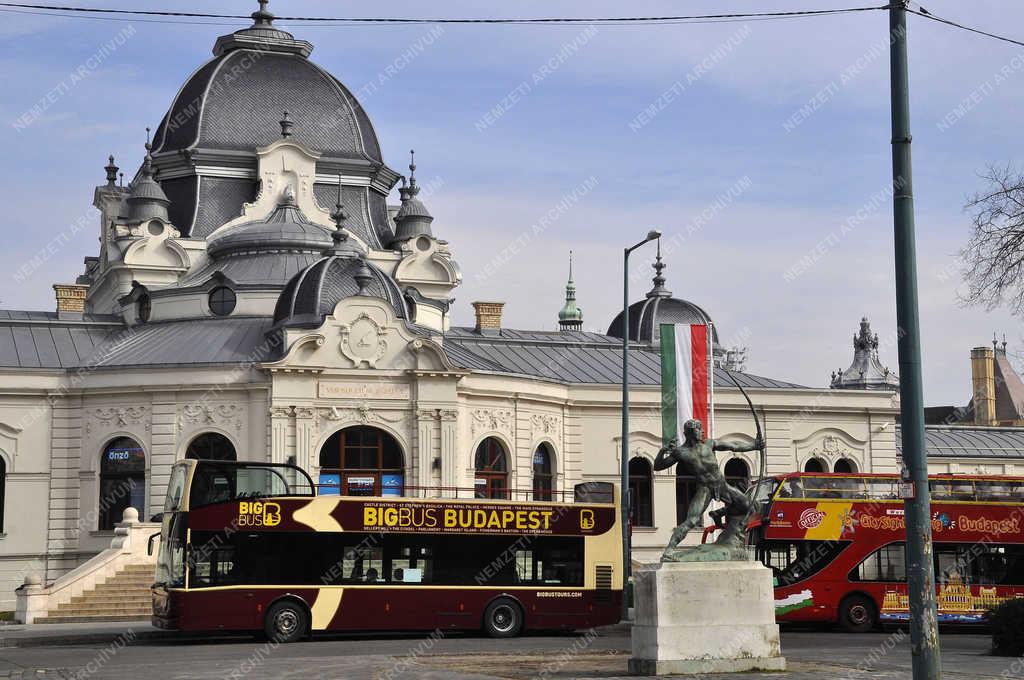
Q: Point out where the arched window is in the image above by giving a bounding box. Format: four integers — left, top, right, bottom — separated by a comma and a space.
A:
629, 457, 653, 528
532, 444, 553, 501
804, 457, 826, 473
724, 458, 750, 491
0, 456, 6, 534
475, 437, 508, 499
834, 458, 857, 473
186, 432, 237, 461
676, 466, 700, 526
320, 426, 404, 497
99, 438, 146, 530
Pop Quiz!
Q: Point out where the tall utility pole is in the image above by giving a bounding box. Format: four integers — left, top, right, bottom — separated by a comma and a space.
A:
889, 2, 941, 677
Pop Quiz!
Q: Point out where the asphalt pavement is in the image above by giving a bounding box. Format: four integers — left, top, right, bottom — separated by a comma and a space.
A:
0, 624, 1016, 679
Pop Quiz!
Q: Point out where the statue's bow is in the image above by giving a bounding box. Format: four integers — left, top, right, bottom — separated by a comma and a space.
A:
726, 370, 766, 484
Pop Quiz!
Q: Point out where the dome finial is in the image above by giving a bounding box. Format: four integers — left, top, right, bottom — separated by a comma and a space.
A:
646, 236, 672, 298
324, 173, 364, 257
104, 154, 119, 187
279, 110, 293, 138
408, 149, 419, 195
253, 0, 274, 26
142, 127, 154, 177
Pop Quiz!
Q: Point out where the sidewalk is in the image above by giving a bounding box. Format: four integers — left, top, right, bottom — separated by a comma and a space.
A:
0, 622, 176, 648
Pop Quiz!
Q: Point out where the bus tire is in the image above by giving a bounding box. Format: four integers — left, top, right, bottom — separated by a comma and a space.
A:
838, 594, 877, 633
483, 597, 523, 638
264, 599, 309, 643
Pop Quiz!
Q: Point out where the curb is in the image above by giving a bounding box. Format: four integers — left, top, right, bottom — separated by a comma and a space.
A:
0, 629, 194, 649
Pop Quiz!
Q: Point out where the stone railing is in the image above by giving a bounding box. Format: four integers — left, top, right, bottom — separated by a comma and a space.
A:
15, 508, 160, 624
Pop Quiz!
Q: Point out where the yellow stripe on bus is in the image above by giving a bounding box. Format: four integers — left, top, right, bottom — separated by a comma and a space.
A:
293, 497, 344, 532
804, 501, 852, 541
311, 588, 344, 630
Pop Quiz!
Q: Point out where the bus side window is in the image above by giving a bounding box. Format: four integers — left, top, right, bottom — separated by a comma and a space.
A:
849, 542, 906, 582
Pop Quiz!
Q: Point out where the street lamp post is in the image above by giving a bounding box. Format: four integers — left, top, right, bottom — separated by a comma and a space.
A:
621, 229, 661, 621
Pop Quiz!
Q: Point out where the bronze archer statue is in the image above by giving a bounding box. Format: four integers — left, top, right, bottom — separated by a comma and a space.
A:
653, 418, 763, 561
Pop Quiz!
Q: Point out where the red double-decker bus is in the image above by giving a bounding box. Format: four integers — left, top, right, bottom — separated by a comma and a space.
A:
151, 460, 622, 641
741, 472, 1024, 631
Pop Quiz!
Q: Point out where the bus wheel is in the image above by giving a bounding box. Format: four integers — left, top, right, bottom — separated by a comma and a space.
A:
838, 594, 877, 633
483, 598, 523, 638
264, 600, 309, 643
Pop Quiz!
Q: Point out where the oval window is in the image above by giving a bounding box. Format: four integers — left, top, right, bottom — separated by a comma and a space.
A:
208, 286, 236, 316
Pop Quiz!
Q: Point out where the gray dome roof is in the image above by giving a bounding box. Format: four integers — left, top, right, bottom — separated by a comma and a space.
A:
606, 254, 721, 351
274, 255, 408, 328
176, 195, 331, 289
151, 14, 381, 162
206, 198, 331, 258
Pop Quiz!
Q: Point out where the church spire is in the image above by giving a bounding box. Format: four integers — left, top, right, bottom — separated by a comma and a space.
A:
558, 250, 584, 331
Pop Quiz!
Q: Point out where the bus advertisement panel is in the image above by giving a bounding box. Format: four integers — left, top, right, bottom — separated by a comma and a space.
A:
749, 473, 1024, 632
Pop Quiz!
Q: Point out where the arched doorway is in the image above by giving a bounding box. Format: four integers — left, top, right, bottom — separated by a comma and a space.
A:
186, 432, 237, 461
629, 457, 653, 527
833, 458, 857, 473
99, 437, 146, 530
532, 444, 553, 501
804, 457, 826, 473
475, 437, 509, 499
320, 426, 404, 496
724, 458, 750, 491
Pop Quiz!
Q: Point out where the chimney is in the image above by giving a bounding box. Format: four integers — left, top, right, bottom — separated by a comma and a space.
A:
53, 283, 88, 319
472, 301, 504, 335
971, 346, 997, 426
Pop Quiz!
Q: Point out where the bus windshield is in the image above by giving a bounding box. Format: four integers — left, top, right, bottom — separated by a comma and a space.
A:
188, 462, 315, 509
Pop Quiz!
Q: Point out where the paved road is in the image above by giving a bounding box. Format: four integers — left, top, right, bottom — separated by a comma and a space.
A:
0, 627, 1017, 679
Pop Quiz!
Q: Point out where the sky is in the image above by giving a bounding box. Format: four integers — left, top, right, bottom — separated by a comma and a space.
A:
0, 0, 1022, 406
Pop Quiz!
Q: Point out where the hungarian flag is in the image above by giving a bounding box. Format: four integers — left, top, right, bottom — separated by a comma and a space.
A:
660, 323, 714, 444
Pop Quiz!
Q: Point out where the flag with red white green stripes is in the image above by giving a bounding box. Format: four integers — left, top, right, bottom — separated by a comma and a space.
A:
660, 323, 714, 444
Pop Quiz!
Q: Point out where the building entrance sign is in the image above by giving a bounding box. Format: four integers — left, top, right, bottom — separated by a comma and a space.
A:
317, 381, 411, 400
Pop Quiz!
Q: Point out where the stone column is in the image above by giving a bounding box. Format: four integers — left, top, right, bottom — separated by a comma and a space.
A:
294, 407, 318, 472
438, 409, 459, 496
269, 406, 292, 465
415, 409, 437, 496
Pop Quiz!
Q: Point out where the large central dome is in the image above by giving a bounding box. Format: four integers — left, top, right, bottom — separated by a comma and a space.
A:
145, 1, 399, 245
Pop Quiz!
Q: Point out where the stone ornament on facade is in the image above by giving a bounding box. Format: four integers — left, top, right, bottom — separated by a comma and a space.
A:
530, 413, 561, 438
339, 312, 388, 368
314, 402, 410, 430
87, 406, 149, 435
810, 434, 853, 460
177, 403, 242, 433
471, 408, 513, 437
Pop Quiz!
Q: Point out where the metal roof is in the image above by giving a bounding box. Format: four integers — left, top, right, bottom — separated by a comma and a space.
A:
444, 327, 805, 388
0, 316, 276, 370
898, 425, 1024, 459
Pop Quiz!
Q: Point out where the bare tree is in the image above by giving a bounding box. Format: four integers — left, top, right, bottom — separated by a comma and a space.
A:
962, 163, 1024, 315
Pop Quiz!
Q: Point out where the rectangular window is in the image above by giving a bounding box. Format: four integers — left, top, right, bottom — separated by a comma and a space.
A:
851, 542, 907, 582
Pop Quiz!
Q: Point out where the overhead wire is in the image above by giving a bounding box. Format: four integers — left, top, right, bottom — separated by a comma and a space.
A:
909, 6, 1024, 50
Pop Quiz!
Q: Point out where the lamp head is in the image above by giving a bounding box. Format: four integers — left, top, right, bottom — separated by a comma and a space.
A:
646, 229, 662, 242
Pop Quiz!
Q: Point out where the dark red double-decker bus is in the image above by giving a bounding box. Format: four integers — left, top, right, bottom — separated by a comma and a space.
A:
739, 472, 1024, 631
151, 460, 622, 641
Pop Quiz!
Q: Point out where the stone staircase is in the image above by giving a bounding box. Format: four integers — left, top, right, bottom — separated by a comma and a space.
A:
33, 563, 153, 624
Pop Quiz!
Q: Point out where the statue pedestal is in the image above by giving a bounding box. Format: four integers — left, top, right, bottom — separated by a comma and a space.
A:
629, 561, 786, 675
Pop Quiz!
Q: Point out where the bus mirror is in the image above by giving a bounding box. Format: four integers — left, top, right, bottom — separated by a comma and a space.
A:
147, 531, 161, 556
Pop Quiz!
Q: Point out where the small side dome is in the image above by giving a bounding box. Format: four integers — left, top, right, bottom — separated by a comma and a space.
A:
127, 130, 170, 223
391, 151, 434, 246
274, 254, 409, 328
206, 187, 331, 258
606, 244, 721, 351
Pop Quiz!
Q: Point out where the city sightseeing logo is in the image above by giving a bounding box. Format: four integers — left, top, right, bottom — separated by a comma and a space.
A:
798, 508, 826, 530
238, 501, 282, 527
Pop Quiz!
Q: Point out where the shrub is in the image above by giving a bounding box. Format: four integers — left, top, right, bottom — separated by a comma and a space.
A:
990, 599, 1024, 656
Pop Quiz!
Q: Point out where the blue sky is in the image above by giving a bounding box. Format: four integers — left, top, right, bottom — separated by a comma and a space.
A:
1, 0, 1022, 405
